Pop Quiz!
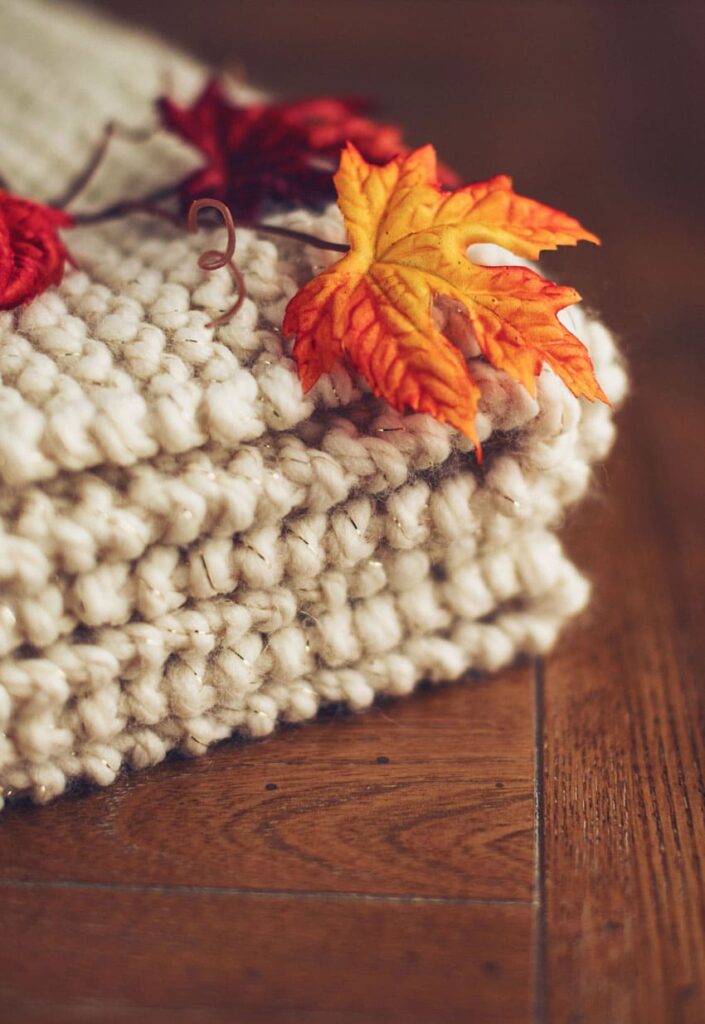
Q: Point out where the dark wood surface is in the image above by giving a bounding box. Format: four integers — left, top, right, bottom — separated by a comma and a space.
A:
0, 669, 535, 899
1, 669, 537, 1024
544, 370, 705, 1024
1, 1, 704, 1022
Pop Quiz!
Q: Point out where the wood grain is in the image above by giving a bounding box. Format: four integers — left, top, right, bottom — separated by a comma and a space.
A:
541, 356, 705, 1023
0, 668, 535, 901
0, 886, 532, 1024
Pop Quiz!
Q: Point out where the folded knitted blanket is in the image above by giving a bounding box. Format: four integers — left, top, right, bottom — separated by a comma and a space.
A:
0, 0, 627, 806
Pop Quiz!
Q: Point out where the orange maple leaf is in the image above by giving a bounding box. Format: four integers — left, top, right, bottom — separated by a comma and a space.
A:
283, 143, 607, 452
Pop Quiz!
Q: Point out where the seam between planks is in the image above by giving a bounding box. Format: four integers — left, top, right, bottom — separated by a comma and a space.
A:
532, 656, 547, 1024
0, 877, 533, 907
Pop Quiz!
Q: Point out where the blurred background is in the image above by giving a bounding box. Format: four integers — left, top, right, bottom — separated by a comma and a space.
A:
89, 0, 705, 385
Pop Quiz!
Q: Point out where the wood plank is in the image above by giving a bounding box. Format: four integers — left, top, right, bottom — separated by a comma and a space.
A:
0, 667, 535, 902
0, 885, 532, 1024
541, 357, 705, 1023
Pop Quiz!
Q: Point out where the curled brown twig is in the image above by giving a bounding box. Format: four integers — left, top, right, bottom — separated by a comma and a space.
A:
188, 198, 246, 327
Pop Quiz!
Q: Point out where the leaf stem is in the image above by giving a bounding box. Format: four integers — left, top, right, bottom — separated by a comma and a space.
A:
251, 221, 349, 253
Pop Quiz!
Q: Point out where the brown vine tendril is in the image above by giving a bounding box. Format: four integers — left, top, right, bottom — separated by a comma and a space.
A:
73, 198, 350, 252
71, 185, 182, 225
188, 198, 246, 327
52, 122, 117, 209
52, 128, 349, 330
52, 122, 165, 212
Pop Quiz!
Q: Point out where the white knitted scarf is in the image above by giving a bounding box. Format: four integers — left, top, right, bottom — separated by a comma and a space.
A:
0, 0, 628, 806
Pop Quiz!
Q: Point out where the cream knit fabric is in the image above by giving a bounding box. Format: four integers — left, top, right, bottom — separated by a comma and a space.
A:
0, 0, 627, 806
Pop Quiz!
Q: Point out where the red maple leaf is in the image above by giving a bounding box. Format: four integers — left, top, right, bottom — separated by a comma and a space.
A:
0, 191, 73, 311
158, 79, 459, 220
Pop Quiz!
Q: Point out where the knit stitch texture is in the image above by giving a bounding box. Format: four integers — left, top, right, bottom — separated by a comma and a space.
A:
0, 0, 628, 806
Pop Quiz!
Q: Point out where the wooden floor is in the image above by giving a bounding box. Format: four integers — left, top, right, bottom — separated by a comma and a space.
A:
1, 1, 704, 1022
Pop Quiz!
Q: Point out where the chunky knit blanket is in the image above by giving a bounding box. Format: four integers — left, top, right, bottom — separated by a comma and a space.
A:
0, 0, 627, 806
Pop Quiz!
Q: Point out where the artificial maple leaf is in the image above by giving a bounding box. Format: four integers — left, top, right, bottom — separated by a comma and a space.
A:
158, 80, 234, 205
0, 191, 73, 311
283, 144, 606, 452
158, 79, 458, 219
